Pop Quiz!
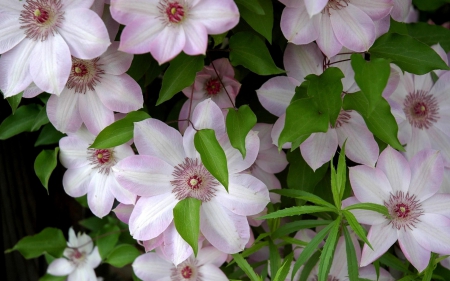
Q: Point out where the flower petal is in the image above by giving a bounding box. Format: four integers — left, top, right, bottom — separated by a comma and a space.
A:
281, 5, 319, 45
98, 42, 133, 75
412, 213, 450, 255
110, 0, 159, 23
360, 222, 398, 267
47, 89, 83, 134
198, 264, 228, 281
87, 172, 115, 218
342, 197, 387, 225
148, 25, 185, 64
143, 234, 164, 252
283, 43, 323, 82
351, 0, 393, 20
67, 267, 97, 281
251, 166, 281, 203
300, 130, 338, 171
109, 174, 137, 205
161, 223, 193, 266
189, 0, 239, 34
47, 258, 75, 276
408, 149, 443, 201
0, 11, 24, 54
377, 146, 411, 193
78, 90, 115, 135
59, 135, 89, 168
252, 123, 273, 151
182, 21, 208, 56
349, 165, 392, 204
316, 12, 343, 58
398, 229, 430, 273
197, 246, 228, 267
191, 99, 226, 135
63, 166, 92, 197
219, 130, 260, 174
86, 246, 101, 269
132, 252, 172, 281
256, 76, 298, 117
256, 146, 288, 174
113, 203, 134, 224
421, 194, 450, 218
304, 0, 328, 17
118, 17, 164, 54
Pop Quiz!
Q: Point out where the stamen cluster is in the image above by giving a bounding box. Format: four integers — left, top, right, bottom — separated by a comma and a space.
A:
403, 90, 439, 129
66, 57, 105, 94
170, 258, 201, 281
87, 148, 116, 174
19, 0, 64, 41
384, 191, 423, 231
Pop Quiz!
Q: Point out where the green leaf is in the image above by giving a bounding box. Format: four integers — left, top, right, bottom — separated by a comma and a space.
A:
157, 53, 204, 105
271, 220, 333, 239
412, 0, 450, 11
260, 206, 338, 220
232, 253, 261, 281
194, 129, 229, 190
234, 0, 265, 14
6, 228, 66, 259
273, 252, 294, 281
90, 111, 151, 149
343, 210, 372, 250
0, 104, 41, 140
305, 67, 344, 125
351, 54, 390, 115
144, 56, 164, 86
238, 0, 273, 43
173, 198, 201, 256
394, 21, 450, 53
344, 203, 390, 218
343, 93, 404, 151
229, 32, 284, 75
34, 147, 59, 193
211, 32, 228, 48
343, 227, 359, 281
292, 221, 336, 279
6, 92, 22, 114
96, 224, 121, 259
127, 53, 152, 81
280, 236, 308, 247
299, 250, 321, 281
269, 239, 281, 279
369, 33, 450, 75
278, 98, 329, 148
79, 217, 109, 232
271, 189, 336, 209
318, 216, 341, 281
34, 124, 65, 147
75, 195, 88, 208
39, 274, 67, 281
379, 252, 413, 274
226, 105, 257, 158
105, 244, 140, 268
31, 105, 50, 131
337, 142, 347, 202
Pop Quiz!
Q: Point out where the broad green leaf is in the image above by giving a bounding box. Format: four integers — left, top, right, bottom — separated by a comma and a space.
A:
34, 124, 65, 147
34, 147, 59, 193
6, 92, 22, 114
157, 53, 204, 105
144, 57, 164, 87
272, 220, 333, 239
369, 33, 450, 75
318, 216, 341, 281
90, 111, 150, 148
232, 253, 261, 281
343, 227, 359, 281
392, 21, 450, 53
343, 210, 372, 250
344, 203, 390, 218
234, 0, 265, 14
292, 81, 310, 102
0, 104, 41, 140
299, 250, 321, 281
79, 217, 109, 232
211, 32, 228, 48
343, 93, 404, 151
39, 274, 66, 281
271, 189, 336, 209
96, 224, 121, 259
194, 129, 229, 190
228, 241, 269, 265
269, 239, 281, 279
229, 32, 284, 75
173, 198, 201, 256
238, 0, 273, 43
278, 98, 329, 148
105, 244, 140, 268
127, 53, 152, 81
260, 206, 338, 220
379, 252, 413, 274
351, 54, 390, 115
292, 221, 336, 279
412, 0, 450, 11
5, 228, 66, 259
226, 105, 257, 158
75, 195, 88, 208
305, 67, 344, 125
31, 105, 50, 131
273, 252, 294, 281
421, 254, 436, 281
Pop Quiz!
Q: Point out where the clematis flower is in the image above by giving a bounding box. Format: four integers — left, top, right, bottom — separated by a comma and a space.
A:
257, 43, 380, 171
345, 146, 450, 272
46, 42, 143, 135
280, 0, 393, 58
47, 227, 101, 281
59, 125, 136, 218
110, 0, 239, 64
113, 99, 269, 256
0, 0, 110, 97
133, 245, 228, 281
178, 58, 241, 133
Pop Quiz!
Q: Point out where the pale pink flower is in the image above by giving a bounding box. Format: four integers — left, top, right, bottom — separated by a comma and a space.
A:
178, 58, 241, 133
0, 0, 110, 97
113, 99, 269, 256
391, 0, 417, 23
280, 0, 393, 58
344, 146, 450, 272
257, 43, 380, 171
47, 227, 101, 281
59, 125, 136, 218
133, 245, 228, 281
110, 0, 239, 64
46, 42, 143, 135
90, 0, 120, 41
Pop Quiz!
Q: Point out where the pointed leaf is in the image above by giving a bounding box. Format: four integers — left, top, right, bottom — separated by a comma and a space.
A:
318, 216, 341, 281
0, 104, 41, 140
379, 252, 413, 274
127, 53, 152, 81
34, 147, 59, 193
235, 0, 265, 14
194, 129, 229, 190
6, 92, 22, 114
403, 21, 450, 53
272, 220, 333, 239
96, 224, 121, 259
412, 0, 450, 11
31, 105, 50, 131
273, 252, 294, 281
34, 123, 65, 147
232, 253, 261, 281
271, 189, 337, 209
238, 0, 273, 43
105, 244, 140, 268
211, 32, 228, 48
173, 198, 201, 256
269, 239, 281, 279
330, 157, 339, 209
337, 142, 347, 201
343, 226, 359, 281
299, 250, 321, 281
343, 210, 372, 250
39, 274, 66, 281
157, 53, 204, 105
260, 206, 338, 220
344, 203, 390, 218
226, 105, 257, 158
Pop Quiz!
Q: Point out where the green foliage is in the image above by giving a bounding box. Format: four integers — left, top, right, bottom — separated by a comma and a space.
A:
105, 244, 140, 268
330, 141, 347, 209
39, 274, 66, 281
269, 239, 281, 279
369, 33, 450, 75
173, 198, 201, 256
343, 210, 372, 250
194, 129, 229, 190
273, 252, 293, 281
95, 224, 121, 259
211, 32, 228, 48
234, 0, 265, 14
412, 0, 450, 11
344, 202, 390, 218
260, 205, 338, 220
343, 227, 359, 281
238, 0, 273, 43
34, 124, 65, 147
226, 105, 257, 158
6, 92, 22, 114
318, 216, 341, 281
0, 104, 41, 139
34, 147, 59, 193
127, 53, 153, 82
31, 105, 50, 131
90, 111, 151, 149
157, 52, 204, 105
271, 220, 333, 239
229, 32, 284, 75
5, 228, 66, 259
272, 189, 336, 209
231, 253, 261, 281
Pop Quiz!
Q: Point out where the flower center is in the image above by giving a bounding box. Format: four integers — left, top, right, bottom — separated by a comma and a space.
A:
171, 158, 218, 202
384, 191, 423, 231
19, 0, 64, 41
323, 0, 349, 15
66, 57, 105, 94
205, 78, 221, 96
403, 90, 439, 129
171, 258, 201, 281
87, 148, 116, 174
67, 248, 87, 266
181, 266, 193, 278
332, 110, 352, 128
159, 0, 185, 24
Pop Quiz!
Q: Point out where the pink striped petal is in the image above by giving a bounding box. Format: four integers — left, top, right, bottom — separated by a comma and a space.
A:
284, 43, 323, 82
398, 227, 430, 272
132, 252, 172, 281
189, 0, 239, 34
118, 17, 164, 54
360, 222, 397, 267
351, 0, 393, 20
63, 166, 91, 197
256, 76, 298, 117
47, 258, 75, 276
98, 42, 133, 75
256, 146, 288, 174
316, 12, 343, 58
300, 130, 338, 171
349, 165, 392, 204
281, 4, 319, 44
47, 89, 83, 134
304, 0, 328, 17
0, 11, 24, 54
198, 264, 228, 281
161, 223, 193, 266
78, 90, 115, 135
412, 214, 450, 255
377, 146, 411, 193
409, 149, 443, 201
149, 26, 185, 64
113, 203, 134, 224
87, 172, 115, 218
